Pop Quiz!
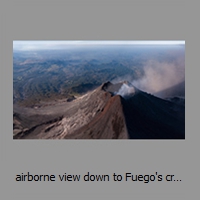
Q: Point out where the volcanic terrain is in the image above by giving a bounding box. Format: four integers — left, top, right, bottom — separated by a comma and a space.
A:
13, 81, 185, 139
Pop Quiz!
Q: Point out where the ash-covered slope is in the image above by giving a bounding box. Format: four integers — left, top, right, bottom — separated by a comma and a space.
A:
64, 94, 127, 139
13, 81, 185, 139
121, 90, 185, 139
103, 81, 184, 139
13, 83, 128, 139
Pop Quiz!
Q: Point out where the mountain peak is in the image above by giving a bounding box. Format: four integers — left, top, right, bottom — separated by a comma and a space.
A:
101, 81, 137, 99
13, 80, 185, 139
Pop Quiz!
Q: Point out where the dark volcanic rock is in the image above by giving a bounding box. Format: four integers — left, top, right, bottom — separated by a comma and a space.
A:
121, 91, 185, 139
66, 96, 76, 102
13, 81, 185, 139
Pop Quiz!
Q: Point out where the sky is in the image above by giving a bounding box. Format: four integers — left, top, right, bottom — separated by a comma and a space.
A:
13, 40, 185, 51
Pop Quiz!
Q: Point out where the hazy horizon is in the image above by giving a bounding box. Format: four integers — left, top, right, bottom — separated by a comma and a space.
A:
13, 40, 185, 51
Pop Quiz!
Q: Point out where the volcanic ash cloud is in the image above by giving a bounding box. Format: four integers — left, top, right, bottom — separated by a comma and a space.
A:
132, 60, 185, 96
116, 83, 135, 97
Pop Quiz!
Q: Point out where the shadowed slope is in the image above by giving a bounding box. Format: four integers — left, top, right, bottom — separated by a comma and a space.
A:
13, 81, 185, 139
121, 90, 185, 139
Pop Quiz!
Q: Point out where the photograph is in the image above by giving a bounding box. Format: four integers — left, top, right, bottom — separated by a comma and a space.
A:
13, 40, 185, 139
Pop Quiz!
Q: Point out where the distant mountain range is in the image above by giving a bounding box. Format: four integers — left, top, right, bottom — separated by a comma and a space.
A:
154, 81, 185, 99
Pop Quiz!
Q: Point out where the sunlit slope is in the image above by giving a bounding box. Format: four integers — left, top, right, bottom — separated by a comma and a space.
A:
14, 82, 184, 139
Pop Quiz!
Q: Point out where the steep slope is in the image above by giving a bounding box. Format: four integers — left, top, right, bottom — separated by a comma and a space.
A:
64, 95, 128, 139
13, 81, 185, 139
121, 90, 185, 139
13, 83, 128, 139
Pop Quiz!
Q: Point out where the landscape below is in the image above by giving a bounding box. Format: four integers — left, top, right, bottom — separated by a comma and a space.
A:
13, 45, 185, 139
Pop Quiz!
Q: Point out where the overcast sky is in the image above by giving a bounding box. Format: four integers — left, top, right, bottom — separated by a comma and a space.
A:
13, 40, 185, 51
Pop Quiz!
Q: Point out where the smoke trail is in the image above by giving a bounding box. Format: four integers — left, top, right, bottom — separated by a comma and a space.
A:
132, 59, 185, 97
111, 59, 185, 98
111, 45, 185, 98
116, 83, 135, 97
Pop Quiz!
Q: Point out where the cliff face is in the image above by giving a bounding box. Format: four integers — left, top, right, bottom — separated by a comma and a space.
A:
13, 82, 185, 139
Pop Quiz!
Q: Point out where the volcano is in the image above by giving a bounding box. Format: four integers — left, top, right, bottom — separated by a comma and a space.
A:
13, 81, 185, 139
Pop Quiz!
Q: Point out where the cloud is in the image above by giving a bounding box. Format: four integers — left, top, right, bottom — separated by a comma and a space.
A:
132, 59, 185, 95
115, 83, 135, 97
111, 50, 185, 99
